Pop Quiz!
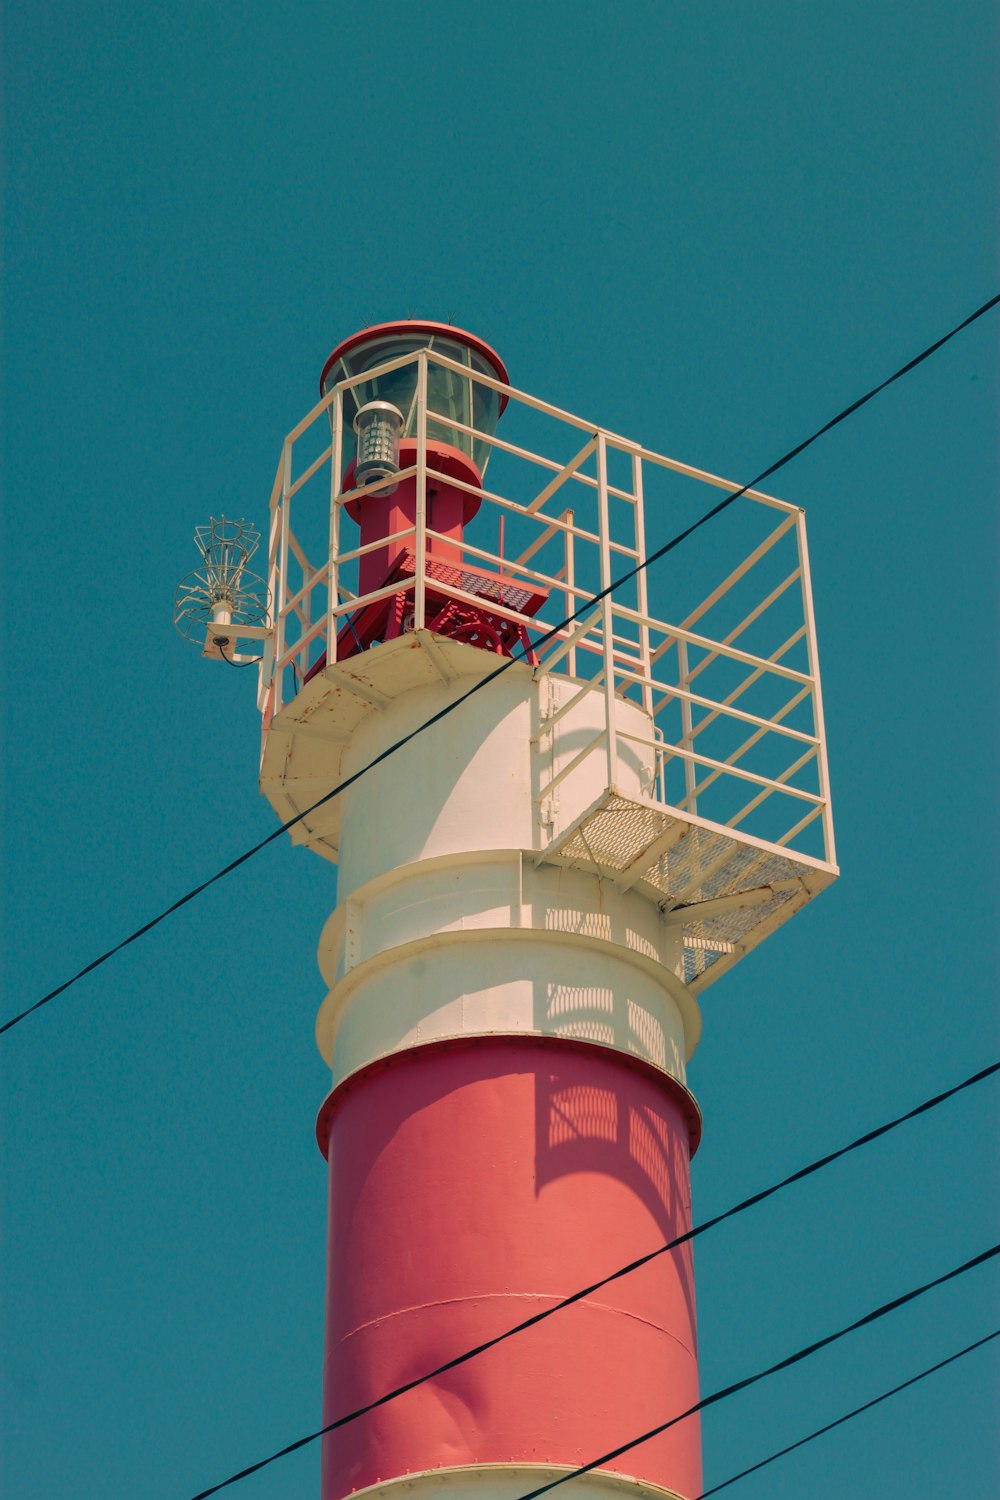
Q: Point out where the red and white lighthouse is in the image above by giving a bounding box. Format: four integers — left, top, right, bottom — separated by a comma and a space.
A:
202, 321, 836, 1500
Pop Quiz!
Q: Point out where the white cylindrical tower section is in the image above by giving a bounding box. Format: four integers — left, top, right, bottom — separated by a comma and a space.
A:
315, 659, 700, 1116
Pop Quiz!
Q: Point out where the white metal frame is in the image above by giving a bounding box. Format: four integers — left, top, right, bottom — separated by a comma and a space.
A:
257, 346, 837, 877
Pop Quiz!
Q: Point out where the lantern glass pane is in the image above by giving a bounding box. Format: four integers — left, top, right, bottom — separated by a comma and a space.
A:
323, 334, 503, 476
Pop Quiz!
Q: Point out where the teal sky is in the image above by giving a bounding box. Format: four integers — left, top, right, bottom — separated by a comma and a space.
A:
2, 4, 998, 1498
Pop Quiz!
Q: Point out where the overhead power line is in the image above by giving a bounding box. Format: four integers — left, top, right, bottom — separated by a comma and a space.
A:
184, 1058, 999, 1499
3, 289, 997, 1040
696, 1327, 1000, 1497
513, 1244, 1000, 1499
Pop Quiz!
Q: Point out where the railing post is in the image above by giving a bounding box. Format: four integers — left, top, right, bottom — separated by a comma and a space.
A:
596, 433, 617, 787
276, 437, 292, 713
299, 576, 311, 683
327, 387, 344, 665
259, 483, 282, 710
414, 351, 428, 630
796, 508, 836, 866
564, 508, 576, 678
632, 453, 653, 714
677, 637, 698, 818
653, 724, 667, 802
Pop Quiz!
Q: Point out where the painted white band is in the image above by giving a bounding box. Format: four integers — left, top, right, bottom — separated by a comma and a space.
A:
315, 842, 701, 1100
336, 1464, 692, 1500
316, 924, 698, 1096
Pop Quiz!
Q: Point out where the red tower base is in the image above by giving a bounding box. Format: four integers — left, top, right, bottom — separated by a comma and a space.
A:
320, 1037, 702, 1499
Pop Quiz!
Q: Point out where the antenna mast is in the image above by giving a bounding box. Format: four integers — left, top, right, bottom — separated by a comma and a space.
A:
173, 515, 270, 660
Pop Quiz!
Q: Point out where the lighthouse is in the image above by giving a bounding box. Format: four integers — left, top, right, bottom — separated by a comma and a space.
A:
190, 321, 836, 1500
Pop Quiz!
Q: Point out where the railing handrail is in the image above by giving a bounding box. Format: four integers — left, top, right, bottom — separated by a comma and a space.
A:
260, 350, 832, 865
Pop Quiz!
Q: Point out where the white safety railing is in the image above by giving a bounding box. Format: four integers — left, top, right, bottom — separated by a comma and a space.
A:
258, 347, 835, 871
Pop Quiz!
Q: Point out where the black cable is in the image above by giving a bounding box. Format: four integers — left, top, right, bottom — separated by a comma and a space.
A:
513, 1244, 1000, 1499
218, 642, 261, 671
696, 1327, 1000, 1497
182, 1059, 998, 1499
3, 290, 997, 1040
346, 613, 366, 654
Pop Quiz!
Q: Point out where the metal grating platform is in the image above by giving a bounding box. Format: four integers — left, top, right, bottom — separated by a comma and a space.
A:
539, 789, 837, 995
